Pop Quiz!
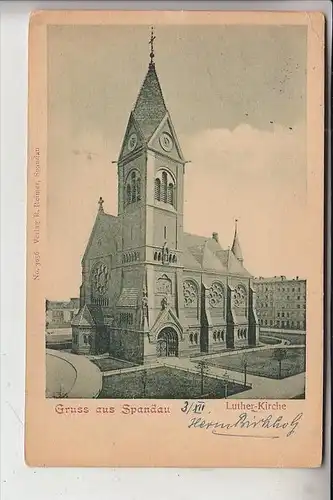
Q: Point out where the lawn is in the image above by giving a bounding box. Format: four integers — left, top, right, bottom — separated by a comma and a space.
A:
206, 347, 306, 380
99, 366, 250, 399
259, 332, 306, 346
92, 357, 138, 372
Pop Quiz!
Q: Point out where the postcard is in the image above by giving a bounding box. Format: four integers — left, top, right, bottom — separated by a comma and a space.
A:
26, 10, 325, 467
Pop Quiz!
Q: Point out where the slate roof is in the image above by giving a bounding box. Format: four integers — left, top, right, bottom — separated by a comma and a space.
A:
72, 304, 105, 327
117, 288, 139, 307
183, 232, 251, 277
72, 304, 95, 327
82, 212, 119, 263
132, 63, 168, 141
84, 214, 250, 277
86, 304, 105, 326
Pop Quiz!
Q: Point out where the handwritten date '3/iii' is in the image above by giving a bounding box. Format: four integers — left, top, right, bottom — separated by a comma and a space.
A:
181, 401, 303, 438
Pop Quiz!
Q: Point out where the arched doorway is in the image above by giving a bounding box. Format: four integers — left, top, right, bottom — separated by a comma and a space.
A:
156, 327, 179, 357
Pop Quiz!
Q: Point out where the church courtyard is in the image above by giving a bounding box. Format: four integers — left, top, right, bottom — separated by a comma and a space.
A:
99, 366, 250, 399
205, 346, 306, 380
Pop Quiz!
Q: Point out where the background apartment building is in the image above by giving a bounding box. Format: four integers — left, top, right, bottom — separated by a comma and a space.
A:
253, 276, 306, 331
46, 298, 80, 330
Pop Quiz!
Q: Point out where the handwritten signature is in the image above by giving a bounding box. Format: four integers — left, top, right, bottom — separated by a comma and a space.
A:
187, 412, 304, 438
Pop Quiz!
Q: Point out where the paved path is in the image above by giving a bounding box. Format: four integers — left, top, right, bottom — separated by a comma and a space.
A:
46, 349, 103, 398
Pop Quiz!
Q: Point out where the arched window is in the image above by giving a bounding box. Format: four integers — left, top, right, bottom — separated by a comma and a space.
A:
136, 177, 141, 201
131, 171, 136, 203
167, 183, 174, 205
126, 184, 131, 205
154, 169, 176, 207
194, 333, 198, 344
161, 171, 167, 203
233, 284, 248, 317
125, 169, 141, 206
154, 178, 161, 201
208, 282, 225, 316
183, 280, 199, 308
156, 274, 172, 295
189, 333, 193, 344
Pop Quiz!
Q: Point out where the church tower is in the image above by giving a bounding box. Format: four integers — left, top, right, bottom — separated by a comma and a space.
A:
112, 28, 187, 362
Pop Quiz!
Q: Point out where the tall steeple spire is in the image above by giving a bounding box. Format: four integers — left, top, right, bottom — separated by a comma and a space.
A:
231, 219, 244, 263
132, 27, 167, 141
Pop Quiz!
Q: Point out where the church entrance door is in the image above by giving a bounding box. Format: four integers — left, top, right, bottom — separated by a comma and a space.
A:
156, 327, 179, 357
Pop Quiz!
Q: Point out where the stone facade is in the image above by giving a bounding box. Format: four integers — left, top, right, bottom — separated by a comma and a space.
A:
253, 276, 306, 331
72, 55, 259, 362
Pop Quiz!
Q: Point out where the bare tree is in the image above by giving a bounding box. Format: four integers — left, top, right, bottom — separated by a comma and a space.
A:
272, 348, 288, 379
197, 360, 209, 396
140, 369, 148, 397
241, 353, 248, 388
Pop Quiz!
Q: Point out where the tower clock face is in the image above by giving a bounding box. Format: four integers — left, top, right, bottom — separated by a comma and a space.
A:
160, 132, 173, 152
127, 133, 138, 152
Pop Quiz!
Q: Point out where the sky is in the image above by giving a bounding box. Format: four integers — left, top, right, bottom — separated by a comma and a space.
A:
47, 24, 307, 300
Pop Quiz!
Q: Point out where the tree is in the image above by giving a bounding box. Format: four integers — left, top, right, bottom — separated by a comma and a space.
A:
241, 353, 248, 388
272, 348, 288, 379
197, 360, 209, 396
140, 369, 148, 397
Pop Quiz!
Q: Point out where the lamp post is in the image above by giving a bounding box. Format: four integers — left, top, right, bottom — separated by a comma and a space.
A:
241, 354, 248, 388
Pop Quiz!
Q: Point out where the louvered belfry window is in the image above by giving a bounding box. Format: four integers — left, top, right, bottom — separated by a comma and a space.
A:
154, 169, 175, 208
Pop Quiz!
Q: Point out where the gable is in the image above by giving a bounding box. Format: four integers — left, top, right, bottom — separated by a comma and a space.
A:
148, 114, 185, 163
118, 112, 145, 162
72, 305, 95, 327
82, 213, 119, 264
150, 304, 183, 340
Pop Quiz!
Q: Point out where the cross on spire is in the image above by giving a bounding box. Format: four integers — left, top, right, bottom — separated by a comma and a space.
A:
98, 196, 104, 213
149, 26, 156, 65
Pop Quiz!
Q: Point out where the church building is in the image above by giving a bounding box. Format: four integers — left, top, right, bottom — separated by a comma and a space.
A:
72, 30, 259, 363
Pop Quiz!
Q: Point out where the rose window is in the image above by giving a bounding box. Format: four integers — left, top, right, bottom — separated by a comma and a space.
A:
208, 282, 224, 308
92, 263, 109, 295
234, 285, 246, 307
183, 281, 198, 307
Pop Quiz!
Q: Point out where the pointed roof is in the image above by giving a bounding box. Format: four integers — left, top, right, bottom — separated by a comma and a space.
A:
132, 62, 168, 141
183, 232, 251, 277
231, 220, 243, 263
